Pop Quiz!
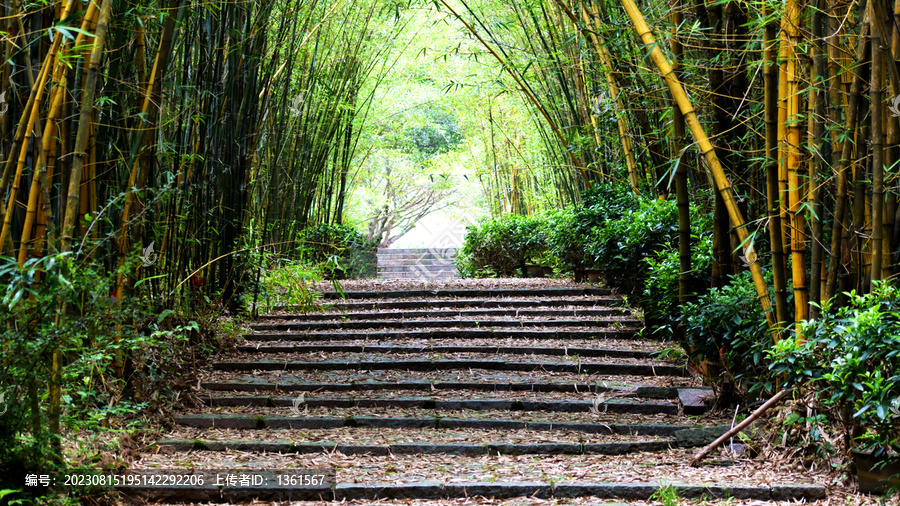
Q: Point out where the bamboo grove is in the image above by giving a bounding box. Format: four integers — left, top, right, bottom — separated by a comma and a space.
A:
0, 0, 407, 308
3, 0, 900, 452
446, 0, 900, 336
0, 0, 412, 465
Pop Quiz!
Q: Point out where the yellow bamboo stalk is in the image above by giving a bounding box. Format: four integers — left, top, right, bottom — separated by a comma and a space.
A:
763, 2, 790, 330
571, 2, 639, 191
135, 23, 147, 93
17, 59, 68, 266
778, 36, 791, 258
81, 5, 101, 245
60, 0, 114, 253
27, 2, 101, 258
52, 0, 112, 456
784, 0, 808, 330
0, 58, 55, 253
619, 0, 777, 333
596, 46, 639, 192
0, 0, 92, 253
116, 5, 180, 299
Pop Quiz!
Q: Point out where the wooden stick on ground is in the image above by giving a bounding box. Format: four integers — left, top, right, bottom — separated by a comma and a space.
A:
690, 389, 788, 467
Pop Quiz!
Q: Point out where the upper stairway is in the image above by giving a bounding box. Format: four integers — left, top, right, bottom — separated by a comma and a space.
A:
376, 248, 458, 279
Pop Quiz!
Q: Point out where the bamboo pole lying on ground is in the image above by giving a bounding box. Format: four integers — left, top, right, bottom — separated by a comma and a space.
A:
618, 0, 777, 333
690, 389, 788, 466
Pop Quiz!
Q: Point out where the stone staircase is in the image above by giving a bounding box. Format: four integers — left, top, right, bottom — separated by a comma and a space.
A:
376, 248, 458, 279
121, 285, 827, 503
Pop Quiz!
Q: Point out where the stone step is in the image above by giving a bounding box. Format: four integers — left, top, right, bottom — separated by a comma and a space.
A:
376, 258, 456, 271
235, 344, 656, 359
116, 478, 826, 503
244, 328, 639, 341
211, 359, 687, 376
114, 462, 827, 505
297, 297, 624, 312
237, 336, 661, 351
376, 252, 456, 258
376, 271, 459, 277
377, 263, 458, 270
377, 273, 459, 279
249, 318, 642, 331
147, 279, 824, 504
173, 413, 696, 435
378, 248, 458, 254
199, 380, 680, 396
260, 307, 628, 320
159, 425, 681, 445
377, 264, 457, 271
199, 367, 694, 392
377, 270, 458, 276
156, 438, 676, 455
196, 395, 680, 414
194, 386, 710, 415
376, 257, 456, 264
317, 287, 613, 299
376, 255, 456, 261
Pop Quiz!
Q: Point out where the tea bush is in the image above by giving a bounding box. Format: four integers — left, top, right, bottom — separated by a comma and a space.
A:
769, 282, 900, 455
544, 182, 637, 273
678, 270, 776, 396
579, 181, 639, 221
542, 208, 579, 272
455, 214, 548, 277
584, 197, 680, 293
643, 232, 714, 339
457, 182, 639, 277
297, 223, 377, 278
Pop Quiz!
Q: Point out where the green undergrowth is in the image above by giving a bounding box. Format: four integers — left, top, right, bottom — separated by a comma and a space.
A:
769, 282, 900, 459
0, 251, 241, 503
456, 183, 714, 340
296, 223, 377, 280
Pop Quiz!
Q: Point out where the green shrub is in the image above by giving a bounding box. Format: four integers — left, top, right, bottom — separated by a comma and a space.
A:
544, 182, 637, 273
584, 197, 680, 292
769, 282, 900, 454
259, 260, 324, 312
457, 183, 678, 280
643, 232, 713, 339
298, 223, 376, 278
579, 181, 638, 219
456, 214, 548, 277
0, 253, 205, 495
678, 270, 774, 395
542, 208, 580, 272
